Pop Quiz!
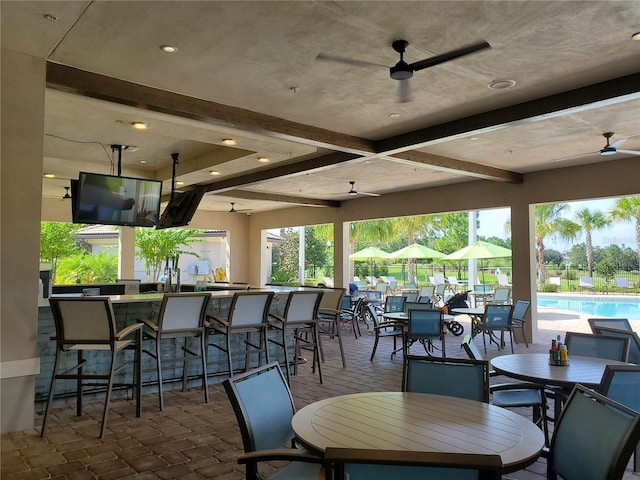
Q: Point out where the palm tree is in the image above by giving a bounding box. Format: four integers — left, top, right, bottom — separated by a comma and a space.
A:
535, 203, 579, 284
390, 215, 433, 282
574, 208, 610, 276
609, 196, 640, 270
349, 219, 394, 277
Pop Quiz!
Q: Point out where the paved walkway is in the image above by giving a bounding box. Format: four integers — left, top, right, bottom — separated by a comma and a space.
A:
2, 309, 637, 479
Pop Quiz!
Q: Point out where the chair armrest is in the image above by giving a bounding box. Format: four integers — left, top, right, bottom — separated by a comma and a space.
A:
374, 321, 405, 331
115, 322, 143, 340
237, 448, 323, 465
143, 319, 158, 331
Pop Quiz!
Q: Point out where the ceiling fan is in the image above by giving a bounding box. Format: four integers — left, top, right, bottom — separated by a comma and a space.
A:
229, 202, 252, 213
316, 39, 490, 103
347, 181, 379, 197
552, 132, 640, 163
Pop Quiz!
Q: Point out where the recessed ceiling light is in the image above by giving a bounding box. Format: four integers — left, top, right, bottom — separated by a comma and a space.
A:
160, 45, 178, 53
257, 156, 270, 163
43, 172, 56, 178
470, 137, 479, 141
175, 181, 184, 186
632, 32, 640, 41
131, 122, 149, 130
139, 160, 147, 164
389, 113, 401, 118
222, 138, 237, 146
209, 170, 221, 176
488, 79, 516, 90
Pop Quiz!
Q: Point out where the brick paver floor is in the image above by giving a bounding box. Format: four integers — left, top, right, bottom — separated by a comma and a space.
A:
2, 308, 637, 479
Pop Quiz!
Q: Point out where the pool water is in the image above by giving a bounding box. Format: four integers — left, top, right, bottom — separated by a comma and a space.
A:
537, 294, 640, 321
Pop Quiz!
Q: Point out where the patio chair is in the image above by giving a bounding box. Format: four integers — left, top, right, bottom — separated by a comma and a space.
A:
375, 281, 390, 298
41, 297, 143, 438
401, 290, 418, 303
143, 292, 210, 411
473, 284, 492, 307
404, 308, 445, 358
268, 291, 324, 385
614, 277, 633, 292
317, 287, 347, 368
418, 285, 435, 303
564, 331, 630, 362
382, 295, 406, 315
599, 364, 640, 473
223, 362, 323, 480
549, 276, 561, 287
591, 326, 640, 364
339, 294, 363, 338
587, 317, 633, 332
433, 282, 447, 306
364, 302, 405, 361
461, 335, 549, 446
496, 273, 510, 287
403, 355, 490, 402
491, 287, 511, 304
546, 384, 640, 480
206, 291, 274, 377
433, 273, 446, 285
321, 276, 334, 287
403, 282, 417, 290
324, 448, 503, 480
509, 300, 531, 347
578, 276, 595, 292
479, 303, 514, 354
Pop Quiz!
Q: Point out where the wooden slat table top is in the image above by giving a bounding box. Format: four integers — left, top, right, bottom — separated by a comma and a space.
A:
490, 353, 629, 388
292, 392, 544, 473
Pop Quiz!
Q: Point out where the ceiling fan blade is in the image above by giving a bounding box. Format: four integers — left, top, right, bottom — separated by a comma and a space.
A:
610, 138, 628, 148
398, 79, 411, 103
410, 41, 491, 72
315, 52, 388, 69
357, 191, 380, 197
616, 149, 640, 156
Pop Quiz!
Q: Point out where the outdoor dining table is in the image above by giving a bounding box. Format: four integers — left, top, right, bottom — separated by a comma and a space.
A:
490, 353, 631, 421
291, 391, 545, 473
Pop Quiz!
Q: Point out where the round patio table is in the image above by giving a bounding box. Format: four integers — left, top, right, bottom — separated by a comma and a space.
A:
292, 391, 545, 473
490, 353, 629, 389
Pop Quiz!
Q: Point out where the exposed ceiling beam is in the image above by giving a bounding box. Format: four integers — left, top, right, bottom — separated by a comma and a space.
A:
375, 73, 640, 154
219, 189, 341, 207
203, 151, 361, 194
46, 62, 375, 156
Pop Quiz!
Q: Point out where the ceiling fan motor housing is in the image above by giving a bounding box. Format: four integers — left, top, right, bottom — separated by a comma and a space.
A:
390, 62, 413, 80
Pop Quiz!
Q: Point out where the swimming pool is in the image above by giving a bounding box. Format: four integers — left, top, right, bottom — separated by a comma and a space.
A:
537, 294, 640, 321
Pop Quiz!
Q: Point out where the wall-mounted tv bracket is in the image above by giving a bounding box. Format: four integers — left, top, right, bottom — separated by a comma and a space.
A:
111, 144, 123, 176
169, 152, 179, 204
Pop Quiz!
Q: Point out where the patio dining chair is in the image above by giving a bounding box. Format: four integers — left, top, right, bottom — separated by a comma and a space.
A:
403, 355, 490, 402
599, 364, 640, 473
508, 300, 531, 347
547, 384, 640, 480
404, 308, 445, 358
564, 331, 629, 362
479, 303, 514, 354
461, 335, 549, 446
587, 317, 633, 332
223, 362, 323, 480
491, 287, 511, 304
365, 302, 405, 361
324, 448, 503, 480
591, 326, 640, 364
41, 297, 143, 438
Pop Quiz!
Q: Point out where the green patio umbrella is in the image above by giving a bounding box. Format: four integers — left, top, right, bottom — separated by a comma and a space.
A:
349, 246, 390, 279
389, 243, 445, 283
443, 240, 511, 283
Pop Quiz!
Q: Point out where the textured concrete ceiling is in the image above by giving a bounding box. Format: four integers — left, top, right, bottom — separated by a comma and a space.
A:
2, 1, 639, 213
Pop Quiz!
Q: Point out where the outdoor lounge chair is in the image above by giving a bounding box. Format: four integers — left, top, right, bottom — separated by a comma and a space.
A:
614, 277, 633, 292
578, 276, 595, 292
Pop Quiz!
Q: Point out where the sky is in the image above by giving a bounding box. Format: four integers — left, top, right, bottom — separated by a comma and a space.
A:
476, 197, 637, 252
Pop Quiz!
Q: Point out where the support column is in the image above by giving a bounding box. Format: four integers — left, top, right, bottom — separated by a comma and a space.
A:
1, 49, 46, 432
335, 221, 347, 289
118, 226, 136, 279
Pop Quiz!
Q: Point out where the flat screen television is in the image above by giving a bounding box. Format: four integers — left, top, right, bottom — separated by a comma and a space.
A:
156, 186, 206, 229
72, 172, 162, 227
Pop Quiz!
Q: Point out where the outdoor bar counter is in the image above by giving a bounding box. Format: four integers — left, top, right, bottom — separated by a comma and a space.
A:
36, 285, 319, 405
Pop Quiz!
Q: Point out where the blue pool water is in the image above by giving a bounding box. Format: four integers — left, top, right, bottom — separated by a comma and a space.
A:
537, 294, 640, 321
